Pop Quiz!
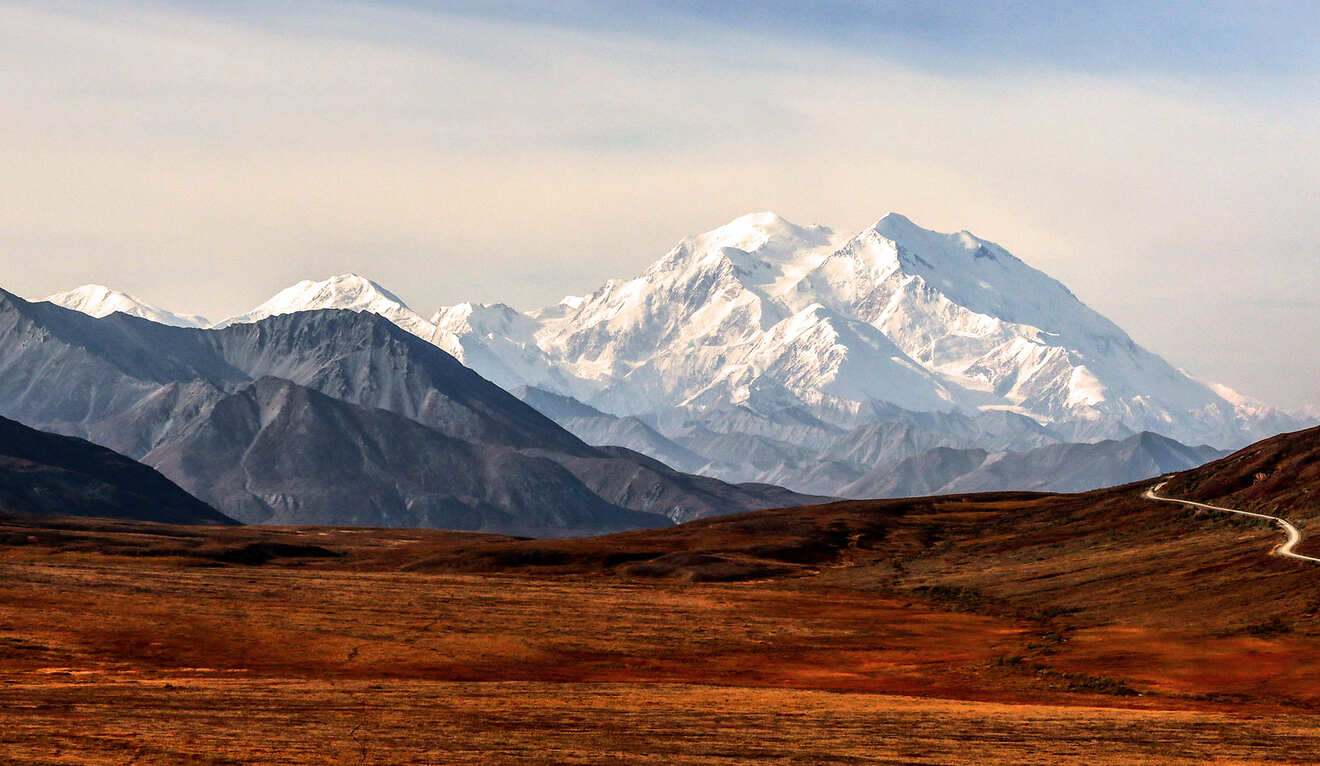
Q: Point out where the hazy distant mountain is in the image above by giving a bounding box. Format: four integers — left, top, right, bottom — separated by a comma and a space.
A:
0, 288, 819, 533
512, 386, 611, 421
841, 446, 992, 499
0, 414, 232, 525
509, 377, 1224, 499
512, 386, 707, 474
841, 432, 1226, 498
46, 284, 209, 328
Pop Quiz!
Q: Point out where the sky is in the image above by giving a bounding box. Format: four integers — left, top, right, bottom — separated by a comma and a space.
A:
1, 1, 1317, 410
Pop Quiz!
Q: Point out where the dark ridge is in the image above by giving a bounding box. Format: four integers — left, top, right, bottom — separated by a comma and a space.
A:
0, 414, 234, 526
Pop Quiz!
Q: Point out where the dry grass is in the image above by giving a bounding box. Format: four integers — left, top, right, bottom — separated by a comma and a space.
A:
6, 680, 1320, 765
4, 482, 1320, 763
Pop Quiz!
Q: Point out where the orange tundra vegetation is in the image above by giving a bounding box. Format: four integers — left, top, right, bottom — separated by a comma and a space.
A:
4, 426, 1320, 763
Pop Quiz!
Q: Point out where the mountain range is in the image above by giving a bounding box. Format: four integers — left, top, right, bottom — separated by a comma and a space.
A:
32, 211, 1306, 513
0, 289, 818, 534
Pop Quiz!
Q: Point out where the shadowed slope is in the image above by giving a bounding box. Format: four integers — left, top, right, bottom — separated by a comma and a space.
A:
145, 377, 662, 535
0, 414, 232, 525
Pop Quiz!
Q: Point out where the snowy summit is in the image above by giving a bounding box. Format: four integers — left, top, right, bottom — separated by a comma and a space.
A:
45, 284, 209, 328
213, 274, 436, 339
46, 214, 1305, 451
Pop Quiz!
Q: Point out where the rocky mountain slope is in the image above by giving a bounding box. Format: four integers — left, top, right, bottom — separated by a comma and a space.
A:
0, 289, 820, 533
145, 377, 658, 533
0, 414, 232, 525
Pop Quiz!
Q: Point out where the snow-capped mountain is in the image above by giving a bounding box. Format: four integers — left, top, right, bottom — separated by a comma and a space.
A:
460, 212, 1300, 449
529, 212, 966, 420
214, 274, 436, 339
45, 284, 209, 328
164, 212, 1307, 461
0, 289, 818, 532
770, 213, 1249, 444
428, 302, 587, 394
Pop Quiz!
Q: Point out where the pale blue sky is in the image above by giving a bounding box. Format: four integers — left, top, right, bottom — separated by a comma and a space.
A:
391, 1, 1318, 75
1, 1, 1317, 409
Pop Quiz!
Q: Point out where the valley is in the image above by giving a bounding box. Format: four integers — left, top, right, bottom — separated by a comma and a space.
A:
5, 212, 1317, 764
4, 427, 1320, 762
9, 5, 1316, 763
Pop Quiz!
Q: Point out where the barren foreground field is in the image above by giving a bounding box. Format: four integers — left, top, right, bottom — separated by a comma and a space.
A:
5, 481, 1320, 766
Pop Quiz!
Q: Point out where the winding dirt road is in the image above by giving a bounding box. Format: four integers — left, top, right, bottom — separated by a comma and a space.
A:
1145, 482, 1320, 564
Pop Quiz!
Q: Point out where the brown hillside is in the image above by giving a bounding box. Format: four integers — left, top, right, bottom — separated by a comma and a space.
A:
5, 427, 1320, 762
1164, 424, 1320, 520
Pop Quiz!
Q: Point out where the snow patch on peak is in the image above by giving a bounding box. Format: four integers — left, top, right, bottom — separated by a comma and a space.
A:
652, 212, 835, 278
699, 211, 832, 258
873, 211, 919, 232
1205, 381, 1256, 408
45, 284, 209, 328
433, 302, 539, 338
873, 214, 1002, 261
518, 211, 1300, 447
280, 273, 411, 310
217, 274, 435, 340
870, 214, 1021, 270
431, 302, 586, 396
531, 294, 587, 322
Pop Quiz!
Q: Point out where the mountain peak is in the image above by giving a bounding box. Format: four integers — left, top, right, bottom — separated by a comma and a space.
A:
304, 273, 410, 308
868, 214, 1009, 266
687, 211, 833, 261
216, 273, 434, 339
871, 211, 945, 245
57, 283, 115, 298
725, 210, 792, 229
433, 301, 526, 323
48, 283, 129, 309
45, 283, 210, 328
875, 211, 917, 228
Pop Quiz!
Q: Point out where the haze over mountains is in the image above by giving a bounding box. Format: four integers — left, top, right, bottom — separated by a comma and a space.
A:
840, 432, 1225, 499
39, 211, 1306, 504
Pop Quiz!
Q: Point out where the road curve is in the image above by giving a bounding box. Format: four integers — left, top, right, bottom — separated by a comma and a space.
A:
1145, 482, 1320, 564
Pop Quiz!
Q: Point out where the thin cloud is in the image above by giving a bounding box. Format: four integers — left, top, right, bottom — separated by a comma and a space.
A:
0, 1, 1316, 409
